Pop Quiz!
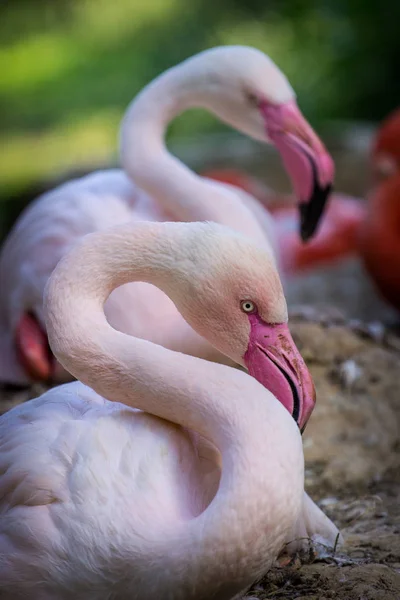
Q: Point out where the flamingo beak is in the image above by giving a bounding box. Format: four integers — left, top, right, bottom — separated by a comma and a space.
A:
15, 312, 55, 382
260, 99, 335, 241
243, 314, 316, 432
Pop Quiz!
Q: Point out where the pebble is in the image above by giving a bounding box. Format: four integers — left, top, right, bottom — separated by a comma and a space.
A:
338, 359, 362, 389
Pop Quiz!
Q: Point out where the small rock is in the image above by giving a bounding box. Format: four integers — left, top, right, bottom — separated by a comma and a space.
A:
338, 359, 362, 390
366, 321, 386, 343
319, 497, 339, 508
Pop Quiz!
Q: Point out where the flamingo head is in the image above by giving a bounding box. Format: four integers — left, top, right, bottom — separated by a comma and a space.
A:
372, 107, 400, 181
260, 100, 334, 241
169, 222, 316, 431
189, 46, 335, 241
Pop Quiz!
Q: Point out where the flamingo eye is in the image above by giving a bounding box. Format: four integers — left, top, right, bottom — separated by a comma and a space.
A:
241, 300, 257, 314
245, 91, 259, 108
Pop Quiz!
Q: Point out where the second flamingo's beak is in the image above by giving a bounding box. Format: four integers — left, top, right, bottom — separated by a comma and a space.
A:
260, 99, 335, 242
15, 312, 54, 382
243, 314, 316, 432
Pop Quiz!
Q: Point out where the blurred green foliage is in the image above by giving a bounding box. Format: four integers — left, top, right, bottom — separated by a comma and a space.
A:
0, 0, 399, 200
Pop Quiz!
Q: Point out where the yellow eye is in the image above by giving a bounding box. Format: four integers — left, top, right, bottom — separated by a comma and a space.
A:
241, 300, 256, 313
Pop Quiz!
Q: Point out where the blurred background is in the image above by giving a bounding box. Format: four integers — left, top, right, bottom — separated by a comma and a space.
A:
1, 0, 399, 319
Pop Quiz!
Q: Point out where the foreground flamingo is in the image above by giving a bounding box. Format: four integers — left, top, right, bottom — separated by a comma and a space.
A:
0, 221, 339, 599
0, 46, 334, 385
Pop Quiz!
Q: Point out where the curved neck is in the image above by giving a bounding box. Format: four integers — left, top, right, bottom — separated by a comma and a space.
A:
45, 222, 303, 597
120, 65, 269, 248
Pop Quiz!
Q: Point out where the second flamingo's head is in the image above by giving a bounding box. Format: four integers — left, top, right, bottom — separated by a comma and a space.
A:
185, 46, 334, 241
164, 222, 316, 431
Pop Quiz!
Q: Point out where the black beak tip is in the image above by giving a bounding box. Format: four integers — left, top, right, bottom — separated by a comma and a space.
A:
299, 218, 313, 243
299, 182, 333, 243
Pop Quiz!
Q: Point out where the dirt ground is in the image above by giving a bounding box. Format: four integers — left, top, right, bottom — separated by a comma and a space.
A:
246, 308, 400, 599
1, 308, 399, 599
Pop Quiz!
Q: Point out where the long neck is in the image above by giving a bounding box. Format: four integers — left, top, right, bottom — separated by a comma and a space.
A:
45, 222, 303, 599
120, 64, 269, 249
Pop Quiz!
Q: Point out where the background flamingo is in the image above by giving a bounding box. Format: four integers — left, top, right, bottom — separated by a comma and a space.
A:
0, 221, 339, 599
0, 46, 334, 386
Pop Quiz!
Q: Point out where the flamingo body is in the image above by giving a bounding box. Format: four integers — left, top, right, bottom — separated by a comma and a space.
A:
0, 221, 339, 599
0, 382, 222, 599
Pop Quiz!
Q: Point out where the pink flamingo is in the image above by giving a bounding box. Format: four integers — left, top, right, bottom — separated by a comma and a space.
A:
0, 46, 334, 385
0, 221, 339, 599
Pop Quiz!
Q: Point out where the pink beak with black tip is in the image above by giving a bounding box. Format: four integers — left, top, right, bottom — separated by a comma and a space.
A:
244, 313, 316, 432
260, 99, 335, 242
